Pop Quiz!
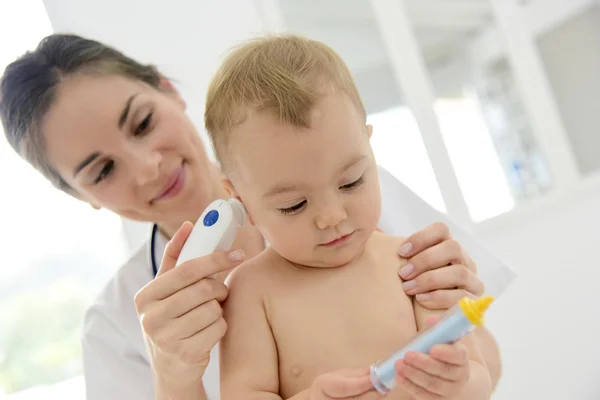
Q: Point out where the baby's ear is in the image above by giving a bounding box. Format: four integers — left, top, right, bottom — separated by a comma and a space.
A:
221, 177, 237, 198
366, 124, 373, 139
221, 178, 256, 226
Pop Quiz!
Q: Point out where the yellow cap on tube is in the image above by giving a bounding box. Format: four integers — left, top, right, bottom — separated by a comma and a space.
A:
458, 296, 494, 326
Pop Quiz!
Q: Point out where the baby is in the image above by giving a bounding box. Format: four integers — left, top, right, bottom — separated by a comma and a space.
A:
204, 35, 492, 400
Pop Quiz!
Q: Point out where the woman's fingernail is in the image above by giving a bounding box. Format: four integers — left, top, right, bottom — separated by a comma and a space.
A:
228, 249, 245, 261
402, 280, 416, 291
416, 293, 430, 302
399, 263, 414, 279
398, 242, 413, 257
396, 361, 405, 374
404, 351, 416, 364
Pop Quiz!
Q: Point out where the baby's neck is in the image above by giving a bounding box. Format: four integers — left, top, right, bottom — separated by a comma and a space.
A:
217, 224, 266, 281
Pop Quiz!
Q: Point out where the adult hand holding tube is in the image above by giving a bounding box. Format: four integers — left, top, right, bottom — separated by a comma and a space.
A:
393, 326, 471, 399
370, 296, 494, 398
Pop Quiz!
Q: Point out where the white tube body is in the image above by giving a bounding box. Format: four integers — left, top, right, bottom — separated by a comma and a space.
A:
370, 304, 475, 394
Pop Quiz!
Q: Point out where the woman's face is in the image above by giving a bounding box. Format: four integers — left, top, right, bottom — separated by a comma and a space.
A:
42, 73, 218, 227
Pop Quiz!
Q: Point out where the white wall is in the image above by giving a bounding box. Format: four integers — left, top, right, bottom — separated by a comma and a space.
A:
41, 1, 600, 398
536, 3, 600, 176
478, 184, 600, 400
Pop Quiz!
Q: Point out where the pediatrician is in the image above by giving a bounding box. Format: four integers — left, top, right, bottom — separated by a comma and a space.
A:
0, 34, 510, 400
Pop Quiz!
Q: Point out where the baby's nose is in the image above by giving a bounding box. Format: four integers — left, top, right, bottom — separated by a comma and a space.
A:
315, 203, 348, 230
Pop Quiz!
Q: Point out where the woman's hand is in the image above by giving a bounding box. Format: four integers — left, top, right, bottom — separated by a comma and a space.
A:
397, 222, 485, 309
395, 344, 470, 399
134, 222, 245, 397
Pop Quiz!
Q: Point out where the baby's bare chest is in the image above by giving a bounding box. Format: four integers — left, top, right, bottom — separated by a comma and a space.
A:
266, 261, 417, 398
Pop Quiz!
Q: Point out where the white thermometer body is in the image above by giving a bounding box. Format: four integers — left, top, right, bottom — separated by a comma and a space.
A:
176, 198, 247, 267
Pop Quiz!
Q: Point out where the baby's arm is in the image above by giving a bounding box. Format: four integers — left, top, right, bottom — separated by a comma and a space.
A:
219, 261, 282, 399
408, 301, 493, 399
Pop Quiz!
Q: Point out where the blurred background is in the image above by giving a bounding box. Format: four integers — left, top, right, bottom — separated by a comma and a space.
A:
0, 0, 599, 398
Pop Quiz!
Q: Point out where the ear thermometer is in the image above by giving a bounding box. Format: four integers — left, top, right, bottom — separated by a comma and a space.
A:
175, 198, 248, 267
369, 296, 494, 394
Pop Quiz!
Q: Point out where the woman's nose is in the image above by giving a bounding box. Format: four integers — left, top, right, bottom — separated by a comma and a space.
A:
132, 149, 161, 186
315, 198, 348, 230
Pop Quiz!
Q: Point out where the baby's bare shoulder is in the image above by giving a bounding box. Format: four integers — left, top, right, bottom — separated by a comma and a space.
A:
366, 231, 410, 272
225, 248, 286, 296
370, 230, 408, 252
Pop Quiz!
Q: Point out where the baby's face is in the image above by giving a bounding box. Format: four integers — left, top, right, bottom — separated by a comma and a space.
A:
226, 92, 381, 268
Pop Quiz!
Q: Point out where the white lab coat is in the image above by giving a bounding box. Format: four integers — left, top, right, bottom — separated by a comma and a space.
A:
81, 165, 515, 400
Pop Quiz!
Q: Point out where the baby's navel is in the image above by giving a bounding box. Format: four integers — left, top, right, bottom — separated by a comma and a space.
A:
290, 365, 303, 378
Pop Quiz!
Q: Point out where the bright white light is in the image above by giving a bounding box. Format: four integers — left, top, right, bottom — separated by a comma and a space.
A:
434, 98, 515, 222
369, 107, 447, 213
368, 99, 516, 223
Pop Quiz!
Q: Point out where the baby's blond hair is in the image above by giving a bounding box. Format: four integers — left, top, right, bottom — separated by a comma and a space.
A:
204, 34, 366, 171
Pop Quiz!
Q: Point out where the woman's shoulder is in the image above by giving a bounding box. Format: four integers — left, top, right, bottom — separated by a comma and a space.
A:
83, 240, 153, 349
80, 241, 157, 397
90, 240, 153, 308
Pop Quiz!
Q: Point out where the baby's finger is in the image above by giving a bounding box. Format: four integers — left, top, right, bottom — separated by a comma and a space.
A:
430, 343, 469, 366
396, 361, 443, 400
404, 351, 465, 382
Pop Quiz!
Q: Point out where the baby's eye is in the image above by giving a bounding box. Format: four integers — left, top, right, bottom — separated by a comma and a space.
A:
278, 200, 307, 215
340, 176, 364, 190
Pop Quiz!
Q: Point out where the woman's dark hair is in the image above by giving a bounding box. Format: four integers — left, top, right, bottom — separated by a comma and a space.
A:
0, 33, 161, 192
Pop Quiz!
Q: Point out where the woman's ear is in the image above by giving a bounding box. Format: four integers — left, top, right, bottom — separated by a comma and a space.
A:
68, 187, 102, 210
73, 191, 101, 210
221, 178, 255, 226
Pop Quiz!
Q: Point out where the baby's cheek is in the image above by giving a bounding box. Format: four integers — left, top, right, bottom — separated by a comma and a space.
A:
276, 228, 306, 252
258, 220, 295, 248
355, 193, 381, 229
273, 227, 313, 261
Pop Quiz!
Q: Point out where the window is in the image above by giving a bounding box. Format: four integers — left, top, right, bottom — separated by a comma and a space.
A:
403, 0, 553, 222
368, 107, 446, 213
0, 2, 130, 398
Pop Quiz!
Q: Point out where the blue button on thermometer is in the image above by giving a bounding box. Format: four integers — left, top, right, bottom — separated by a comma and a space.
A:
175, 199, 248, 272
203, 210, 220, 227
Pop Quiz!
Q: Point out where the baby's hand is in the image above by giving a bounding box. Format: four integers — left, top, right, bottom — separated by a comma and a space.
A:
395, 343, 470, 399
308, 367, 376, 399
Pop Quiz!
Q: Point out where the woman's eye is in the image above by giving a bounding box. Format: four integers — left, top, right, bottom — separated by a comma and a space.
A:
278, 200, 306, 215
94, 160, 114, 184
134, 112, 153, 136
341, 176, 364, 190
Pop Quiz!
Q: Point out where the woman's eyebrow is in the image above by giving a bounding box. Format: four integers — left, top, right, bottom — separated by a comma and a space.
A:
73, 152, 100, 177
118, 93, 140, 129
